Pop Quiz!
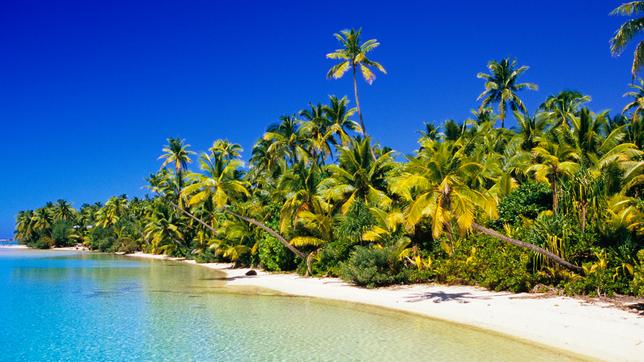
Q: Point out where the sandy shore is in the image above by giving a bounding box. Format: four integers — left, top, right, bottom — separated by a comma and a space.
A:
126, 252, 643, 361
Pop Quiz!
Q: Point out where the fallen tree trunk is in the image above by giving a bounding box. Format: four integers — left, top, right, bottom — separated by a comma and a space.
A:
472, 222, 583, 273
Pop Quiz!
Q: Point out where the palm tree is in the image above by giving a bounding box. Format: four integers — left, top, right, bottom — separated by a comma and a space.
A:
158, 137, 195, 189
324, 95, 360, 145
96, 196, 129, 228
390, 136, 581, 272
181, 153, 250, 210
477, 58, 538, 128
31, 207, 53, 235
263, 115, 308, 166
15, 210, 35, 243
610, 1, 644, 78
299, 102, 334, 163
319, 137, 394, 213
539, 90, 591, 129
144, 202, 185, 256
526, 141, 580, 213
326, 28, 386, 136
51, 199, 76, 222
623, 79, 644, 122
515, 111, 549, 150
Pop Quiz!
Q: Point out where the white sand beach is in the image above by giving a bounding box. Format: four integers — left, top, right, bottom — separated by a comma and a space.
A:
126, 253, 643, 361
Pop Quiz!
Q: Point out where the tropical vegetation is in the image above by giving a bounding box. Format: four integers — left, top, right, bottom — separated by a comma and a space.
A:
15, 19, 644, 297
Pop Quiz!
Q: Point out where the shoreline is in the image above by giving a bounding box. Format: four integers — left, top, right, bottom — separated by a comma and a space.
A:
124, 252, 644, 361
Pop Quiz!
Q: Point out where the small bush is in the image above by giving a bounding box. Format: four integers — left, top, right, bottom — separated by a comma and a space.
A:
433, 235, 535, 292
114, 237, 139, 254
88, 227, 115, 252
631, 250, 644, 297
51, 221, 75, 247
339, 246, 407, 288
258, 234, 295, 271
497, 182, 551, 226
31, 236, 54, 249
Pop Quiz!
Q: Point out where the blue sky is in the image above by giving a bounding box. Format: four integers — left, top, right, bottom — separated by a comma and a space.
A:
0, 0, 635, 238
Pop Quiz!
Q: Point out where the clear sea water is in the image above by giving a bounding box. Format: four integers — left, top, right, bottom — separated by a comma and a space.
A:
0, 249, 587, 361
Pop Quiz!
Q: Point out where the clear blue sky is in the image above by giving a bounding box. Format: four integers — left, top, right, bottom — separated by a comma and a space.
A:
0, 0, 634, 238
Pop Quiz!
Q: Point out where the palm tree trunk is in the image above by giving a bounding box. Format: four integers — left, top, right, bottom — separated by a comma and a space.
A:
353, 65, 366, 137
169, 201, 307, 261
552, 178, 559, 214
500, 111, 505, 129
580, 202, 587, 233
471, 222, 582, 273
170, 201, 218, 233
224, 210, 307, 260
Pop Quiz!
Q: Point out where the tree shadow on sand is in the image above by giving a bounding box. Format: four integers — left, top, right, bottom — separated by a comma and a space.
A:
404, 291, 495, 304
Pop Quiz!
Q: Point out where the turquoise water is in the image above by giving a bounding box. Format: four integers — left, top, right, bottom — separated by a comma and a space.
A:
0, 249, 586, 361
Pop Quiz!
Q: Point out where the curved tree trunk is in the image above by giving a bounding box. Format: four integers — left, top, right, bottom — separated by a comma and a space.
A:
305, 250, 319, 277
471, 222, 583, 273
169, 201, 307, 261
224, 210, 307, 260
170, 201, 218, 233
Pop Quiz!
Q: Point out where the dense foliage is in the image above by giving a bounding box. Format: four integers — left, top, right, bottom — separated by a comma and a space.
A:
15, 20, 644, 297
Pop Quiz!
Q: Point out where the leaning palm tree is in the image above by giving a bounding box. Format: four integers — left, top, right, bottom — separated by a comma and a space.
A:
179, 144, 308, 263
390, 136, 582, 272
610, 1, 644, 78
326, 28, 386, 136
477, 58, 538, 128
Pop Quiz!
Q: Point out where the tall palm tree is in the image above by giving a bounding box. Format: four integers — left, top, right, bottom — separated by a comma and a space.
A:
158, 137, 195, 188
326, 28, 386, 136
477, 58, 538, 128
610, 1, 644, 78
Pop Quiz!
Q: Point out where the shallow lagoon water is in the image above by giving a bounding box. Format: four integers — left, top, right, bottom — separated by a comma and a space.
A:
0, 249, 586, 361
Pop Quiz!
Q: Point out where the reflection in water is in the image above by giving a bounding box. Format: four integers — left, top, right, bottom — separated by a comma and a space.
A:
0, 249, 587, 361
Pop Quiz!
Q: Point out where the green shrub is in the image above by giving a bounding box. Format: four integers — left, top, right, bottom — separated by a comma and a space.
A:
631, 250, 644, 296
434, 235, 535, 292
31, 236, 54, 249
497, 182, 551, 226
339, 246, 407, 288
88, 227, 115, 252
51, 221, 74, 247
258, 234, 295, 271
113, 237, 139, 254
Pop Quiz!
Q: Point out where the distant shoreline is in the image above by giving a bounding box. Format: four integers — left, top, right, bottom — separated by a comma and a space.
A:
123, 251, 643, 361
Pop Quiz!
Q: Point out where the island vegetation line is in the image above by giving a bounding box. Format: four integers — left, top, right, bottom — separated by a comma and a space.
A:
14, 4, 644, 297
